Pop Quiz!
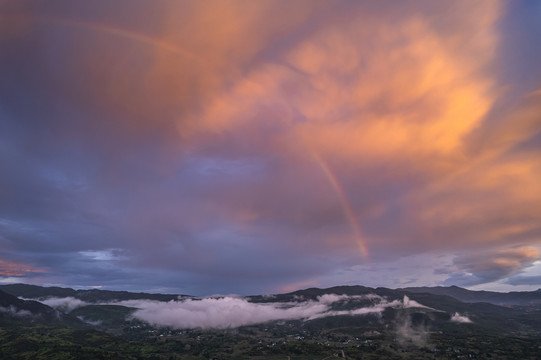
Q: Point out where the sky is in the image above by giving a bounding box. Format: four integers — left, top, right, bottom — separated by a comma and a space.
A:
1, 0, 541, 296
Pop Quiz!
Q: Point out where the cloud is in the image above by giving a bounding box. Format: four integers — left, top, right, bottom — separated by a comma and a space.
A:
23, 293, 444, 333
450, 313, 472, 324
401, 295, 431, 310
107, 294, 430, 329
395, 314, 429, 348
26, 293, 429, 326
36, 296, 89, 312
506, 275, 541, 286
1, 0, 541, 294
78, 249, 126, 261
443, 246, 540, 286
0, 258, 46, 277
393, 296, 439, 347
76, 316, 102, 326
0, 305, 32, 318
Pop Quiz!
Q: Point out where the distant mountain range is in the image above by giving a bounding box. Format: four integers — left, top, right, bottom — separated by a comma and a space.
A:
401, 285, 541, 306
1, 283, 541, 334
1, 283, 541, 359
0, 283, 185, 302
3, 283, 541, 306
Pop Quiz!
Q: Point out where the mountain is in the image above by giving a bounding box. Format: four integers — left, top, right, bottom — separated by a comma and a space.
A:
0, 289, 83, 327
402, 285, 541, 306
1, 284, 541, 359
250, 285, 541, 336
0, 283, 187, 302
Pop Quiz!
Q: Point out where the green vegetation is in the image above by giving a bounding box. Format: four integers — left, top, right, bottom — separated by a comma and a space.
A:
1, 285, 541, 359
2, 321, 541, 359
70, 305, 139, 332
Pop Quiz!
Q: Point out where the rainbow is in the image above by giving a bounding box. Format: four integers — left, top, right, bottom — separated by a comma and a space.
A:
312, 152, 369, 259
33, 16, 202, 62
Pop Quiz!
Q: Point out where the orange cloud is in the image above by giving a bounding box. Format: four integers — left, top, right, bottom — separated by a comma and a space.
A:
141, 0, 512, 256
15, 0, 502, 172
169, 0, 501, 174
9, 0, 540, 285
408, 90, 541, 251
0, 259, 45, 277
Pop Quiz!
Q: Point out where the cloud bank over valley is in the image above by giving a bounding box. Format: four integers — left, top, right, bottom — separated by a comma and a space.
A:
32, 293, 441, 330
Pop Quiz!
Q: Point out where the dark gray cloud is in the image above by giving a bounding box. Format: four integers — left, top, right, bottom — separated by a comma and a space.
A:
443, 247, 540, 287
505, 275, 541, 286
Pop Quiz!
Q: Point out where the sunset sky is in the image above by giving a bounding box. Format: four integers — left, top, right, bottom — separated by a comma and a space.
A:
1, 0, 541, 295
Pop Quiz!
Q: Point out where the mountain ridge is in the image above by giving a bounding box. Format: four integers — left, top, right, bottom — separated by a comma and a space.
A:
0, 283, 187, 302
401, 285, 541, 306
0, 289, 83, 327
4, 283, 541, 306
2, 283, 541, 359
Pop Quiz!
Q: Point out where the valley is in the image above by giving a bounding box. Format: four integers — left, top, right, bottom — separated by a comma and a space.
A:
1, 284, 540, 359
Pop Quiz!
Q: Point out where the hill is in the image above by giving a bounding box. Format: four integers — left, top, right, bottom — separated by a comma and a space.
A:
402, 285, 541, 306
1, 284, 541, 359
0, 289, 83, 327
0, 283, 186, 302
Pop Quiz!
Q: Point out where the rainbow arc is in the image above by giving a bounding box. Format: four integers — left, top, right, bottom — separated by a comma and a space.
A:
312, 152, 369, 259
